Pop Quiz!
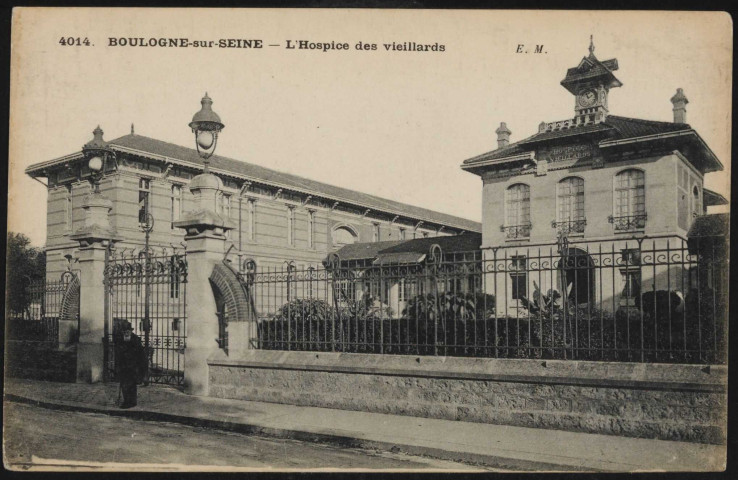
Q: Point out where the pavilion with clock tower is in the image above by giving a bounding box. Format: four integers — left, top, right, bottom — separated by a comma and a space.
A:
461, 38, 727, 316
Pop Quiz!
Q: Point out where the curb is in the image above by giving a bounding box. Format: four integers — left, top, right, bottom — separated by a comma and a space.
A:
4, 393, 590, 471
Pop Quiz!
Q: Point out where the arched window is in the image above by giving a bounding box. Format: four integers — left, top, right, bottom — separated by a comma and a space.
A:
556, 177, 585, 233
612, 169, 646, 230
504, 184, 531, 238
332, 226, 358, 248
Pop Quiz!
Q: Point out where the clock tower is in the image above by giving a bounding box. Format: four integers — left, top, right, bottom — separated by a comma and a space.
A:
560, 36, 622, 126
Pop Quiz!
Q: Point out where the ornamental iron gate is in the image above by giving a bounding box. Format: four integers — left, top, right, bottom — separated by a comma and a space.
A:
104, 244, 188, 386
7, 271, 80, 346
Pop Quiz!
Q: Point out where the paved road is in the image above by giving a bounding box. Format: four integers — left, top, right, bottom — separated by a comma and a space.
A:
4, 402, 486, 471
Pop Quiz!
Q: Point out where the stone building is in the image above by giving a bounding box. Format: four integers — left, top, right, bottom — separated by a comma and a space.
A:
26, 128, 481, 279
461, 39, 728, 314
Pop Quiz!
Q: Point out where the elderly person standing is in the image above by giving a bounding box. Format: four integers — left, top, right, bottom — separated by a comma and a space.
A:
115, 321, 146, 408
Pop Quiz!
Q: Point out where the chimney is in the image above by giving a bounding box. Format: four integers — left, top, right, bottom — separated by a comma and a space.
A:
670, 88, 689, 124
495, 122, 511, 149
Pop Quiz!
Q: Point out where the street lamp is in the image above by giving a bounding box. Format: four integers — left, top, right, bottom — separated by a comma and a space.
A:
189, 93, 225, 172
82, 126, 116, 193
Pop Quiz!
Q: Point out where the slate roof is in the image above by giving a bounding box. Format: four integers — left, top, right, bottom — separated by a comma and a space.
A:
462, 115, 703, 165
703, 188, 729, 207
330, 240, 406, 262
378, 232, 482, 255
561, 55, 621, 94
604, 116, 690, 138
331, 232, 482, 264
28, 133, 481, 233
517, 122, 613, 146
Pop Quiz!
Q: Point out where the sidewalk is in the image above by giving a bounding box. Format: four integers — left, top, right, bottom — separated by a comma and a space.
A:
4, 377, 726, 472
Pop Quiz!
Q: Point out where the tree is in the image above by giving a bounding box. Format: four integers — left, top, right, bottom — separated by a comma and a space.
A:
6, 232, 46, 316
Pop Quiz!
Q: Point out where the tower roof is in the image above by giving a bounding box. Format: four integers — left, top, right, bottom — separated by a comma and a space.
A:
560, 38, 622, 94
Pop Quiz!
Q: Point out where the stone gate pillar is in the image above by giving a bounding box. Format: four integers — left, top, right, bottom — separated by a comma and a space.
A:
70, 192, 120, 383
174, 173, 235, 395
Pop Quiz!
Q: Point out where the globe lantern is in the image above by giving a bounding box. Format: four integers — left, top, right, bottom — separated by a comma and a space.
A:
82, 126, 116, 193
189, 93, 225, 171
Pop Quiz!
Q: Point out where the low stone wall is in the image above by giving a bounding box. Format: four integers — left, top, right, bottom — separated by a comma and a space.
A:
207, 351, 727, 444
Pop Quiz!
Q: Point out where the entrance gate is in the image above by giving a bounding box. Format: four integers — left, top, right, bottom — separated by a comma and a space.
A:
104, 245, 188, 386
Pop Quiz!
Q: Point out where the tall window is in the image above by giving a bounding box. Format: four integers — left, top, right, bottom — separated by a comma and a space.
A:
619, 249, 641, 307
65, 185, 73, 230
613, 169, 646, 229
138, 178, 150, 225
510, 255, 527, 300
399, 228, 406, 240
307, 210, 315, 248
557, 177, 585, 232
373, 223, 380, 242
692, 185, 702, 217
171, 185, 182, 228
221, 193, 231, 218
287, 206, 295, 246
505, 183, 531, 238
248, 199, 256, 241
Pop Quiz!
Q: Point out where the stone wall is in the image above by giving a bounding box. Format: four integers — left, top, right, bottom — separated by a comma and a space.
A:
208, 351, 727, 444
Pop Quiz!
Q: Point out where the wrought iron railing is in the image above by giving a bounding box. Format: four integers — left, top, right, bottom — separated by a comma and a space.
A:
104, 246, 188, 386
247, 235, 726, 365
551, 218, 587, 235
609, 213, 647, 231
500, 223, 532, 239
7, 272, 79, 346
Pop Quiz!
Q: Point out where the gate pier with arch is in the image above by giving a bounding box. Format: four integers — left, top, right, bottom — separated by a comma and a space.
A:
64, 163, 249, 392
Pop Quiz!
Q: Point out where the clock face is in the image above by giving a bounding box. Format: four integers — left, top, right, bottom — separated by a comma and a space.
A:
579, 89, 597, 107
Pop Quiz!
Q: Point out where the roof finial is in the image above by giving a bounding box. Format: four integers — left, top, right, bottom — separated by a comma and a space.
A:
131, 123, 135, 135
588, 35, 595, 56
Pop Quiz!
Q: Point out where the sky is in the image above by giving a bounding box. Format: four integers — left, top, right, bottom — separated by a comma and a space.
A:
8, 9, 732, 247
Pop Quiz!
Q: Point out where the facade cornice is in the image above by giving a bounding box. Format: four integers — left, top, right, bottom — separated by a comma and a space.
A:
599, 129, 722, 174
460, 151, 536, 171
25, 152, 84, 175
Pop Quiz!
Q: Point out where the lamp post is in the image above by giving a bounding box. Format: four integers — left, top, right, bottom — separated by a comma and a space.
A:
189, 93, 225, 172
140, 212, 154, 385
78, 126, 119, 383
82, 126, 117, 193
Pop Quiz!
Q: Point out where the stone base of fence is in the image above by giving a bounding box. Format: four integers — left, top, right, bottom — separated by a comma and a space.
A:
207, 351, 726, 444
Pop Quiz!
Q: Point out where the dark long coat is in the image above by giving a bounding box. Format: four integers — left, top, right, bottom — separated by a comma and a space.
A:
115, 332, 146, 383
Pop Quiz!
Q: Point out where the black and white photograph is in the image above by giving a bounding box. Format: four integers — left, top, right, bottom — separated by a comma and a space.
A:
4, 8, 731, 472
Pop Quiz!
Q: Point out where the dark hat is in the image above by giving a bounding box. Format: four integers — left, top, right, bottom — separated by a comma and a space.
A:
121, 320, 133, 332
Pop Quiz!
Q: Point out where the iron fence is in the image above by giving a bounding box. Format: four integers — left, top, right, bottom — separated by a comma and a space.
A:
6, 272, 79, 346
104, 247, 188, 386
249, 235, 727, 364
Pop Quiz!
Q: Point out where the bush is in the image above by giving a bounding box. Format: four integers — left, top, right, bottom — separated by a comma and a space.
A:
256, 289, 724, 364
